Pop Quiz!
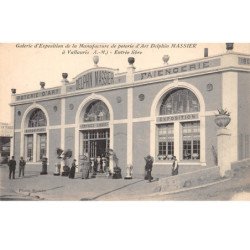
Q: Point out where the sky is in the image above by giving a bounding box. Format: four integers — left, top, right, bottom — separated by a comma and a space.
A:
0, 43, 250, 123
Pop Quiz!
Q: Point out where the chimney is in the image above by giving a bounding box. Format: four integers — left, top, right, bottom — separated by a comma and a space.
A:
204, 48, 208, 57
226, 43, 234, 51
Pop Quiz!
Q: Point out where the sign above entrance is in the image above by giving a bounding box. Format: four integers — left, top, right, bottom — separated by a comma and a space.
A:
157, 113, 199, 123
76, 69, 114, 90
24, 127, 46, 134
79, 122, 109, 130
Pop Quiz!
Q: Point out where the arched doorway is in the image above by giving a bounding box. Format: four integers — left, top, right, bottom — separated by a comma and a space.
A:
23, 108, 48, 162
79, 100, 110, 159
156, 88, 201, 161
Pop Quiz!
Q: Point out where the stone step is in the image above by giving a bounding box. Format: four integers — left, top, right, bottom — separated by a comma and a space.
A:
76, 171, 110, 179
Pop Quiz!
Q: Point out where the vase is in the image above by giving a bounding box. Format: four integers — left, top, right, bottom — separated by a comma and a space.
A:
62, 73, 68, 79
128, 57, 135, 65
162, 55, 170, 64
93, 56, 99, 65
40, 82, 45, 89
214, 115, 231, 128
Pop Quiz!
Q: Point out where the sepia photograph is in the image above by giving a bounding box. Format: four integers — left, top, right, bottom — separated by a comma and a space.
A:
1, 1, 250, 250
0, 42, 249, 201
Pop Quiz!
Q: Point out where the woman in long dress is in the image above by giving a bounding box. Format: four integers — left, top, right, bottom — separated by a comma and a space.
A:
172, 156, 179, 176
82, 154, 90, 179
69, 159, 77, 179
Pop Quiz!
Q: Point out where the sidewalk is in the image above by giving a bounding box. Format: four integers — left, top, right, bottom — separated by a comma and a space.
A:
2, 163, 249, 201
0, 164, 159, 200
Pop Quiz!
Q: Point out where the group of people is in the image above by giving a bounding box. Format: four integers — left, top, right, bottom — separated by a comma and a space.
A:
7, 154, 179, 181
7, 156, 26, 179
144, 155, 179, 182
68, 154, 109, 179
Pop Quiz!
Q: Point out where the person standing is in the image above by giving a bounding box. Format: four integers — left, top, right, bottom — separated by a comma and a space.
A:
82, 154, 90, 179
144, 155, 154, 182
172, 156, 179, 176
8, 156, 16, 180
19, 157, 26, 177
69, 159, 77, 179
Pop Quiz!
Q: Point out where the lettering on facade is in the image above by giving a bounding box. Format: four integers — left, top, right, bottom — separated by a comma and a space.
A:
24, 127, 46, 134
79, 122, 109, 130
16, 88, 60, 101
76, 70, 114, 90
0, 123, 13, 137
157, 114, 199, 123
239, 57, 250, 65
135, 59, 221, 81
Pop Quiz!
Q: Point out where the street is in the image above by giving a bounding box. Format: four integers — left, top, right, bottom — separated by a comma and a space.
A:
1, 164, 250, 201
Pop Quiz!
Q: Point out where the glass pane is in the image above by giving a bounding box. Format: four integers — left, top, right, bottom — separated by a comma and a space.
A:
28, 109, 47, 127
83, 100, 110, 122
160, 88, 200, 115
182, 122, 200, 160
39, 134, 47, 160
26, 135, 33, 161
157, 124, 174, 159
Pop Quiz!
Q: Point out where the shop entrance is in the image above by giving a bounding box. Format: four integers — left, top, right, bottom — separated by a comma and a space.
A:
82, 129, 110, 158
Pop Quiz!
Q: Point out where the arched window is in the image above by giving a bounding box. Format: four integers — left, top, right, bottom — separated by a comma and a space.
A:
160, 88, 200, 115
83, 100, 110, 122
28, 109, 47, 127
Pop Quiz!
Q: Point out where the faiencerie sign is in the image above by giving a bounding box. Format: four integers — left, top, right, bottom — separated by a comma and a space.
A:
134, 58, 221, 81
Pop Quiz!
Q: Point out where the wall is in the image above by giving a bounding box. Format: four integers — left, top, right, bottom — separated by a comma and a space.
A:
14, 104, 30, 129
133, 73, 222, 118
38, 99, 61, 126
205, 116, 218, 167
238, 72, 250, 159
113, 123, 127, 175
132, 121, 150, 176
14, 99, 61, 129
48, 129, 61, 171
13, 132, 20, 159
65, 88, 128, 124
65, 127, 75, 167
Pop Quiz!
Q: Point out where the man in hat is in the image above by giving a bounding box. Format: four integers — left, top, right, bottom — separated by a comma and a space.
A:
19, 156, 26, 177
144, 155, 154, 182
8, 156, 16, 179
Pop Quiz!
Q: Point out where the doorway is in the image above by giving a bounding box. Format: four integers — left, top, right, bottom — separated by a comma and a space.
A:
82, 129, 110, 158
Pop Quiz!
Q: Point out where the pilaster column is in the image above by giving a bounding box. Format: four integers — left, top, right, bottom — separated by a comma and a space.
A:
33, 133, 37, 162
126, 58, 135, 166
10, 91, 16, 157
217, 128, 231, 177
60, 73, 67, 153
10, 106, 15, 157
174, 121, 180, 160
200, 115, 206, 166
127, 87, 133, 166
222, 72, 238, 162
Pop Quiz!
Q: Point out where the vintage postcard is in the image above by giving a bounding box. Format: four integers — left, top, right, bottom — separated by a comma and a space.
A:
0, 43, 250, 201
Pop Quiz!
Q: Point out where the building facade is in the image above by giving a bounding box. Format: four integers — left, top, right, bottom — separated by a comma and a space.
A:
10, 48, 250, 177
0, 122, 13, 163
